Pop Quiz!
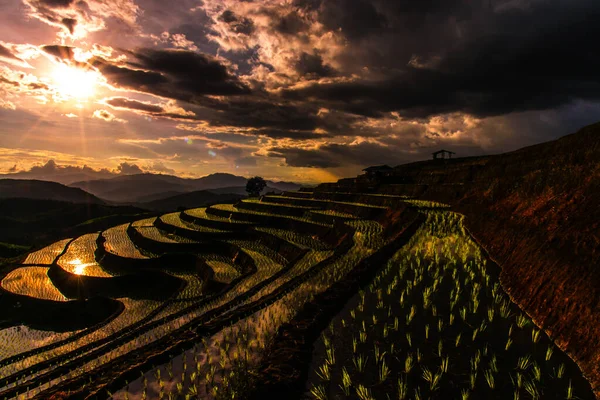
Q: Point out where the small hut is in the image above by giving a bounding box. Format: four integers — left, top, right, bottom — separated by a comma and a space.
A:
362, 165, 393, 177
432, 150, 455, 160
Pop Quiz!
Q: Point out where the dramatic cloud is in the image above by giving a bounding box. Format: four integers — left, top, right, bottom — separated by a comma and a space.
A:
91, 48, 250, 100
0, 0, 599, 183
102, 96, 196, 119
40, 44, 75, 60
279, 0, 600, 119
92, 109, 127, 123
295, 52, 336, 79
104, 97, 164, 113
22, 0, 140, 38
0, 44, 27, 66
0, 159, 150, 184
146, 161, 175, 174
116, 161, 143, 174
217, 10, 255, 36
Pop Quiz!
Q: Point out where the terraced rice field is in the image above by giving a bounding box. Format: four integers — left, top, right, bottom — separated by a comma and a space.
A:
205, 260, 240, 284
22, 239, 71, 265
1, 266, 67, 301
57, 233, 112, 277
0, 192, 593, 400
103, 224, 148, 259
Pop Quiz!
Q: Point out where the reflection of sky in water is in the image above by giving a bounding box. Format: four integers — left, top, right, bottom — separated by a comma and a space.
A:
69, 258, 91, 275
57, 234, 113, 277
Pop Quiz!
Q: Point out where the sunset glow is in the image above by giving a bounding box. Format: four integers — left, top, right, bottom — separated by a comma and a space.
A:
51, 64, 99, 100
0, 0, 599, 182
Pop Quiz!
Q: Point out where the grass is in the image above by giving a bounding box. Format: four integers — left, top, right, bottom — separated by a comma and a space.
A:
0, 242, 31, 258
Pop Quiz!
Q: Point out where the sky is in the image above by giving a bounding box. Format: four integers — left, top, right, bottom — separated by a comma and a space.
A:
1, 0, 599, 184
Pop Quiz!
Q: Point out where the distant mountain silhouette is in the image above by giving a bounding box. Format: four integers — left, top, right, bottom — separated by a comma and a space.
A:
69, 173, 301, 203
0, 179, 105, 204
138, 190, 245, 211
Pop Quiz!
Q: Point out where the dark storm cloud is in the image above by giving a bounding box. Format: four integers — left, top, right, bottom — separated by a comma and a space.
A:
91, 48, 250, 101
266, 141, 408, 168
88, 48, 342, 138
317, 0, 386, 40
218, 10, 255, 35
38, 0, 75, 7
61, 17, 77, 34
272, 11, 308, 35
295, 52, 336, 79
92, 57, 168, 87
266, 147, 340, 168
30, 0, 600, 162
105, 97, 165, 113
40, 44, 75, 60
281, 0, 600, 119
187, 95, 355, 139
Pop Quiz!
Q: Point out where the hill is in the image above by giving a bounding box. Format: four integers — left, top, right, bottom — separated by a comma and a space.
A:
69, 173, 301, 203
69, 174, 197, 203
313, 121, 600, 395
0, 197, 150, 259
0, 179, 105, 204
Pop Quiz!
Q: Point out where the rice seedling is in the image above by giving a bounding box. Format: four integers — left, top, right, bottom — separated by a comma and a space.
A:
304, 209, 593, 400
310, 384, 328, 400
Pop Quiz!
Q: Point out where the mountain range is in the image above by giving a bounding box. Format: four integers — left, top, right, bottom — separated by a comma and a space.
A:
0, 179, 106, 204
68, 173, 301, 203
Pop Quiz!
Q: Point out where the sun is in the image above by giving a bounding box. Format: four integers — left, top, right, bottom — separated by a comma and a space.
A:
52, 63, 100, 100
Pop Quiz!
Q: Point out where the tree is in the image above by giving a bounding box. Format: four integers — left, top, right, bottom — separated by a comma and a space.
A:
246, 176, 267, 197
